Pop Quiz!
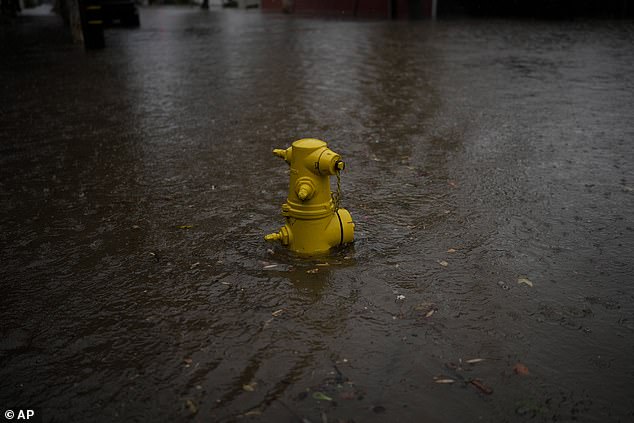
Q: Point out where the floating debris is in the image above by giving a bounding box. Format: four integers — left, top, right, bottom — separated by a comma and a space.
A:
185, 399, 198, 414
434, 378, 456, 384
243, 381, 257, 392
312, 392, 333, 401
513, 363, 530, 376
415, 302, 437, 318
469, 379, 493, 395
244, 409, 262, 416
518, 277, 533, 287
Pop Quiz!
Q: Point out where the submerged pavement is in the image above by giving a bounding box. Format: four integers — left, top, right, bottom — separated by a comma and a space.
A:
1, 7, 634, 422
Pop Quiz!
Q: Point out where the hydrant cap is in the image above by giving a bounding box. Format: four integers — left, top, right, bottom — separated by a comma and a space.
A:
293, 138, 327, 149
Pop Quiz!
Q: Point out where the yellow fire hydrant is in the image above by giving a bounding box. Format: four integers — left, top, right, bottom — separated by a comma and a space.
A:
265, 138, 355, 255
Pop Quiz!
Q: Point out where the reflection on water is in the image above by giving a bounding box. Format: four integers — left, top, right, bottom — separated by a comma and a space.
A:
1, 8, 634, 422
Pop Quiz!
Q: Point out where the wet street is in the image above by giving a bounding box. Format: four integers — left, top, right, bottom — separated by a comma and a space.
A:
1, 6, 634, 422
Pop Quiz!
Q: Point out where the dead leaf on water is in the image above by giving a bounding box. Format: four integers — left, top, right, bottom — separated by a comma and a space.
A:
465, 358, 485, 364
263, 264, 278, 269
271, 309, 284, 317
425, 309, 435, 318
518, 277, 533, 287
185, 399, 198, 414
447, 248, 457, 253
306, 268, 319, 274
439, 260, 449, 267
177, 225, 193, 229
513, 363, 530, 376
434, 378, 455, 384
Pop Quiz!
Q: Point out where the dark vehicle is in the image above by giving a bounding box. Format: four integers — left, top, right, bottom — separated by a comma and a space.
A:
99, 0, 140, 27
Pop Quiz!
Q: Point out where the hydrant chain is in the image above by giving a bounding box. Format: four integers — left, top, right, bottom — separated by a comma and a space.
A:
332, 170, 342, 211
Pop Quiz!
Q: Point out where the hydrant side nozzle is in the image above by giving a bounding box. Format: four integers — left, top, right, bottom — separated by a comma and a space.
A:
273, 147, 292, 163
265, 226, 291, 245
336, 160, 345, 171
264, 232, 281, 242
295, 177, 316, 202
298, 186, 310, 201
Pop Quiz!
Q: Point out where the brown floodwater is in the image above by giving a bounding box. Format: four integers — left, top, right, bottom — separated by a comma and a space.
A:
1, 6, 633, 422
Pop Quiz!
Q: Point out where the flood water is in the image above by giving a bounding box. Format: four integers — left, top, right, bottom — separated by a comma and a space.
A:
1, 7, 634, 422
